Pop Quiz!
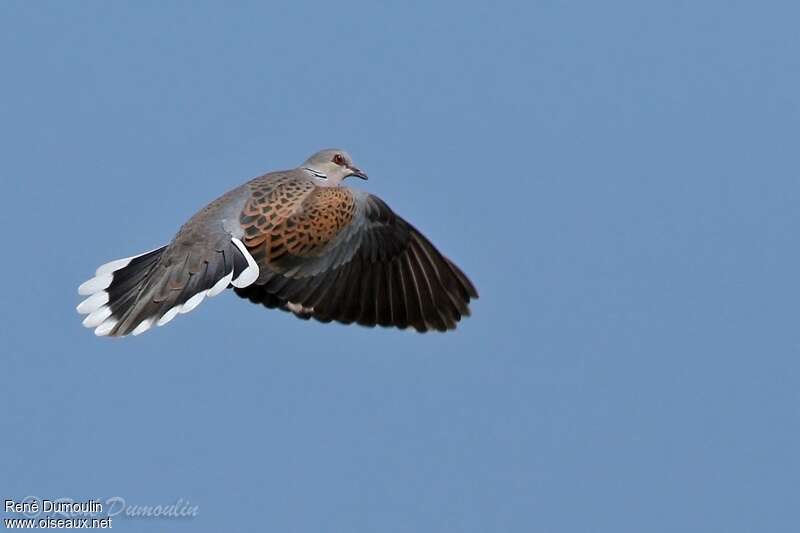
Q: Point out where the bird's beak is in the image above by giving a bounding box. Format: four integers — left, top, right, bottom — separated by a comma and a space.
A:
348, 166, 368, 180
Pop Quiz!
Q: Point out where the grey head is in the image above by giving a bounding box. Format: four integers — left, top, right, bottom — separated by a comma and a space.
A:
301, 148, 368, 186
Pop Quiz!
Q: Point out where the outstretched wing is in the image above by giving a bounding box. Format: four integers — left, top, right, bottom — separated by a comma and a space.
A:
235, 185, 478, 332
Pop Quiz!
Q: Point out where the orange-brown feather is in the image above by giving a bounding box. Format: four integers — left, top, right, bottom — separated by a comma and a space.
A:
240, 177, 356, 267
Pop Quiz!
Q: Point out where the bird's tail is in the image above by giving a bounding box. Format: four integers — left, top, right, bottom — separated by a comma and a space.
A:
76, 246, 168, 336
76, 237, 259, 337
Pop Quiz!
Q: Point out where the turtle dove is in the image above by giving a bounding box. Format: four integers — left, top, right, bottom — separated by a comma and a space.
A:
77, 149, 478, 337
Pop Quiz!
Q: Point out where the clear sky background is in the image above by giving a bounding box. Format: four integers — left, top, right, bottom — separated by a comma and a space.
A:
2, 1, 799, 532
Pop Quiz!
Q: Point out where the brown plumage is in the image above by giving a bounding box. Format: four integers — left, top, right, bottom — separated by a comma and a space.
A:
241, 174, 357, 262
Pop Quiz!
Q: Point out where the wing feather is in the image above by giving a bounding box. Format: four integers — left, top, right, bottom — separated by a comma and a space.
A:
235, 190, 477, 332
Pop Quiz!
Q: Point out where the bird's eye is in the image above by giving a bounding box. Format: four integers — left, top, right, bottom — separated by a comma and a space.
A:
333, 154, 345, 165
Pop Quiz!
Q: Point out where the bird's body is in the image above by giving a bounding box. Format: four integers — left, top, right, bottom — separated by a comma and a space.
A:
77, 149, 477, 337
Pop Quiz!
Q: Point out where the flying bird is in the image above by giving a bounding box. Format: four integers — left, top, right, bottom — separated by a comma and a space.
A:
77, 149, 478, 337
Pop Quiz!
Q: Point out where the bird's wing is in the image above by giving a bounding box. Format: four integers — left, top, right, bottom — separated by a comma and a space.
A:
236, 180, 478, 332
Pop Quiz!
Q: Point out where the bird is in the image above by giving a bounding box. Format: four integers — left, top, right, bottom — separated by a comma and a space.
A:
76, 149, 478, 337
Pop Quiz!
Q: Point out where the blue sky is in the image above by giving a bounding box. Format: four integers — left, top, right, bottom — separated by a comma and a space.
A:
2, 1, 799, 531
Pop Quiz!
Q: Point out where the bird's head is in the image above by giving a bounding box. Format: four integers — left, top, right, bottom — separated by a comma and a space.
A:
302, 148, 368, 185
